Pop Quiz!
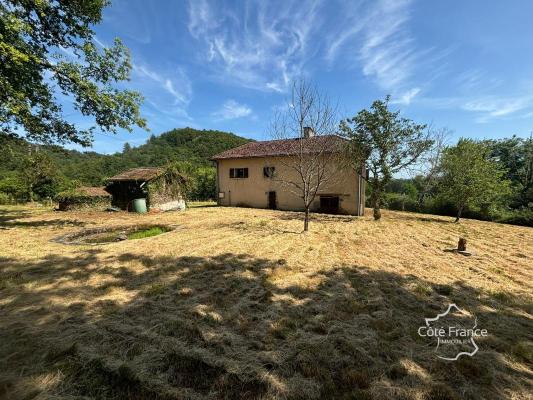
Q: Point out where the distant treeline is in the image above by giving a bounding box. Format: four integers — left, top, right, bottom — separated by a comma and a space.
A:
377, 136, 532, 226
0, 127, 251, 202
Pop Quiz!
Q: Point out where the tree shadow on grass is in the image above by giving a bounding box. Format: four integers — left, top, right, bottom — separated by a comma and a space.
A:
0, 219, 86, 228
0, 251, 531, 399
0, 207, 86, 228
276, 210, 359, 224
0, 208, 33, 223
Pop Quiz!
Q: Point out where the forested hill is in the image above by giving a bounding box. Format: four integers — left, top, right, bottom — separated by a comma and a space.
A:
0, 128, 252, 186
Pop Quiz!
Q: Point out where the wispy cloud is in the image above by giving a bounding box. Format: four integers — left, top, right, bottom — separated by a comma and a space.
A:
133, 64, 192, 106
414, 92, 533, 123
91, 36, 192, 114
186, 0, 322, 92
324, 0, 441, 105
453, 69, 503, 93
391, 87, 421, 105
462, 95, 533, 122
212, 100, 252, 120
186, 0, 436, 103
358, 0, 415, 91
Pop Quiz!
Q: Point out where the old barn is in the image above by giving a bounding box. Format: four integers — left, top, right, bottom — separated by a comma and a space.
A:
106, 167, 187, 212
57, 186, 111, 211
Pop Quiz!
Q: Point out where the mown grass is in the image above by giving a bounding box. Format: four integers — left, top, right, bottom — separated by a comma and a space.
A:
0, 205, 531, 399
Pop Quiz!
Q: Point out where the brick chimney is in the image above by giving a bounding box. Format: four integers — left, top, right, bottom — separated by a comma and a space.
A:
303, 126, 315, 138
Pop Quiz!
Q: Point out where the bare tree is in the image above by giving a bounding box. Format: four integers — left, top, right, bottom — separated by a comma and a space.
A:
268, 80, 347, 232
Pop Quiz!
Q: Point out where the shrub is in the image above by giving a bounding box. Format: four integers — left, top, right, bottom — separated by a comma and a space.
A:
0, 192, 13, 205
496, 208, 533, 227
383, 193, 419, 212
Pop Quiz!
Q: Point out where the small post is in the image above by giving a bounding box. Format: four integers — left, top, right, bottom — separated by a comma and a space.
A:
458, 237, 467, 252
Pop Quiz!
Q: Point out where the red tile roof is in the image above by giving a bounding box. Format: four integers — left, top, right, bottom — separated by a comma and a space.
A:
211, 135, 347, 160
107, 167, 164, 182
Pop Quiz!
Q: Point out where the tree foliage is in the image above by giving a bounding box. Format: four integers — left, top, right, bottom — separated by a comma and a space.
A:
339, 96, 432, 220
485, 135, 533, 208
0, 0, 146, 146
0, 128, 250, 201
438, 139, 511, 222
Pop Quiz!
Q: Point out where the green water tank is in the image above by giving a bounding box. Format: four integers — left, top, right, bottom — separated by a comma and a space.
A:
132, 198, 147, 213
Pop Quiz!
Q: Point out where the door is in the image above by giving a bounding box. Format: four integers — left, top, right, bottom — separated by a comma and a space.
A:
320, 196, 340, 214
268, 191, 277, 209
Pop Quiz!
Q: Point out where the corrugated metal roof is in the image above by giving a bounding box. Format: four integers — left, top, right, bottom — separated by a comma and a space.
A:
210, 135, 347, 160
107, 167, 164, 182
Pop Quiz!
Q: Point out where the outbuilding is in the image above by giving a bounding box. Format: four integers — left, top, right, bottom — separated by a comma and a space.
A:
57, 186, 111, 211
106, 167, 187, 212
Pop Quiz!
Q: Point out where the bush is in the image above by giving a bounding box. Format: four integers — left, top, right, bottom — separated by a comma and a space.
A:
382, 193, 419, 212
380, 192, 533, 227
0, 192, 13, 205
189, 167, 216, 201
496, 209, 533, 227
0, 175, 27, 201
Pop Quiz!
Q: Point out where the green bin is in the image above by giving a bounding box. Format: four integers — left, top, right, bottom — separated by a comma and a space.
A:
132, 198, 147, 213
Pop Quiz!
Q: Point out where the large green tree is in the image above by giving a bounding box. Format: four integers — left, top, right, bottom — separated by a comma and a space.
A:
486, 135, 533, 208
339, 96, 432, 220
20, 150, 60, 201
438, 139, 511, 222
0, 0, 146, 146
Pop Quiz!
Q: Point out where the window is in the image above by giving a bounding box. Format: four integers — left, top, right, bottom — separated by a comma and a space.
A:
263, 166, 276, 178
230, 168, 248, 178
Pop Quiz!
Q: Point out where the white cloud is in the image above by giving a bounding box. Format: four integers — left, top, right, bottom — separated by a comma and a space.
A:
415, 92, 533, 122
93, 38, 192, 107
185, 0, 435, 96
212, 100, 252, 120
186, 0, 322, 92
323, 0, 447, 101
462, 95, 533, 122
392, 87, 421, 105
187, 0, 218, 39
133, 63, 192, 106
357, 0, 417, 92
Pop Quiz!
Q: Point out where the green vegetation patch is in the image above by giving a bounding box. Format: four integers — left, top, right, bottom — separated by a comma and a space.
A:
127, 226, 170, 240
55, 225, 174, 245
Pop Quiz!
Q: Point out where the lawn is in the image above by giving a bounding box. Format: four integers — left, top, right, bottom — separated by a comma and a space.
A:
0, 204, 531, 399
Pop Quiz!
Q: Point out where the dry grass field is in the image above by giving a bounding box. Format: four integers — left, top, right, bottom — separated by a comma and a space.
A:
0, 204, 531, 399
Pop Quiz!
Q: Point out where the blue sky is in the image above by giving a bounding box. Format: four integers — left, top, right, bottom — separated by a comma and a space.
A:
68, 0, 533, 153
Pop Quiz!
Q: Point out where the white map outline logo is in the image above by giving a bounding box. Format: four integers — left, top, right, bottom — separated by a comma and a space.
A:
425, 304, 477, 360
419, 303, 488, 361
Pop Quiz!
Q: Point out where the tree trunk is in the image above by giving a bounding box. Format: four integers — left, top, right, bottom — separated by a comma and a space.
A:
372, 195, 381, 220
370, 179, 382, 221
28, 184, 34, 203
373, 206, 381, 220
304, 208, 310, 232
455, 205, 463, 223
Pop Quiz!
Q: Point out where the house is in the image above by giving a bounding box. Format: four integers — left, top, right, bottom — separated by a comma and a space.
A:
211, 130, 366, 215
106, 167, 186, 211
57, 186, 111, 211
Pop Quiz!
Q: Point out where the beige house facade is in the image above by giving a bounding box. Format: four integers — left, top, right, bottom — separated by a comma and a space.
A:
211, 135, 366, 216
